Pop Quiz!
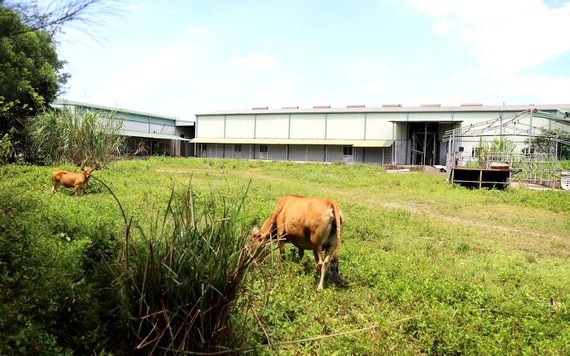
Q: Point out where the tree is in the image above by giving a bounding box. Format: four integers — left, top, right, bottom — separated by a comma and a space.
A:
0, 0, 110, 161
1, 0, 105, 37
0, 6, 64, 134
525, 129, 570, 159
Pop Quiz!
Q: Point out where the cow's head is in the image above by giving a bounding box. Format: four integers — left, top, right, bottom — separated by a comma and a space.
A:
251, 227, 265, 248
250, 227, 271, 262
81, 166, 96, 179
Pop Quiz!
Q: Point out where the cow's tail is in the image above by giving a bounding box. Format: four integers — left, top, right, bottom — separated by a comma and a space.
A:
330, 200, 348, 287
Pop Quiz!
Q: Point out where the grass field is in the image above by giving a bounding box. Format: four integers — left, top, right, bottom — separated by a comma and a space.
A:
1, 157, 568, 354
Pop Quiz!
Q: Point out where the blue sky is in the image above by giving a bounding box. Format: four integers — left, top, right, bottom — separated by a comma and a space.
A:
53, 0, 570, 120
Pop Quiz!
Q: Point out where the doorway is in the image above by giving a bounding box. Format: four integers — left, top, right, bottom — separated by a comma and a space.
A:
410, 122, 439, 165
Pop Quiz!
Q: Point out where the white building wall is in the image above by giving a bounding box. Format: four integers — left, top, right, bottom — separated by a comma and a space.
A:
255, 114, 290, 139
365, 113, 402, 139
197, 115, 225, 138
408, 112, 453, 122
225, 115, 255, 138
326, 113, 365, 139
290, 114, 326, 139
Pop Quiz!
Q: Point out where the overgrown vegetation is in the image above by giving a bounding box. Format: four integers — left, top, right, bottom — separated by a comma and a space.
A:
113, 182, 266, 353
0, 158, 568, 353
1, 0, 117, 161
27, 109, 124, 166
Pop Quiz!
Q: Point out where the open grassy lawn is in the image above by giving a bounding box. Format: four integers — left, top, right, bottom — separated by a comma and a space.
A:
1, 157, 568, 354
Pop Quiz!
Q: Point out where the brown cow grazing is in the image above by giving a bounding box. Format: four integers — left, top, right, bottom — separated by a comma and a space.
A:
51, 167, 96, 197
252, 195, 347, 291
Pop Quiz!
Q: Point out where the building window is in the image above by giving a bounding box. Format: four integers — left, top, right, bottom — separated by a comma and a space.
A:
259, 145, 268, 153
343, 146, 353, 156
234, 145, 242, 152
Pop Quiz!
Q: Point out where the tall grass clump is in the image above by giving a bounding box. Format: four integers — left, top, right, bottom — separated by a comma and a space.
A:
115, 183, 266, 353
27, 109, 124, 166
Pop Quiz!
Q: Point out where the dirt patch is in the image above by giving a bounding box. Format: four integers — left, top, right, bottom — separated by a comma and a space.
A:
385, 165, 445, 174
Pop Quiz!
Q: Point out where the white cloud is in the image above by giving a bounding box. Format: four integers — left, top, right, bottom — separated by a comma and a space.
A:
186, 26, 208, 35
432, 18, 456, 35
89, 46, 199, 112
409, 0, 570, 78
495, 74, 570, 103
229, 54, 281, 70
127, 4, 139, 12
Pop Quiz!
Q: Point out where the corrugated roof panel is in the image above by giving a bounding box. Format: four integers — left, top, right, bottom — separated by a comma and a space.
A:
122, 130, 190, 141
190, 138, 393, 147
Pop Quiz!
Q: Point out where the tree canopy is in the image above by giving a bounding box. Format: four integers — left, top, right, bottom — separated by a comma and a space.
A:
0, 5, 65, 134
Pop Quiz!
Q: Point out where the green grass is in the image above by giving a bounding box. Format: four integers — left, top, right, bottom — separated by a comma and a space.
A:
1, 157, 568, 354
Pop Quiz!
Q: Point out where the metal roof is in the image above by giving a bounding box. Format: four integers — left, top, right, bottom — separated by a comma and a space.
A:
190, 138, 393, 147
54, 99, 195, 124
122, 130, 191, 141
198, 104, 570, 116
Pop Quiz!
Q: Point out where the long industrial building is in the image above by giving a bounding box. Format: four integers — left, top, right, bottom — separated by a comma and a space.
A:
192, 103, 570, 165
54, 99, 195, 157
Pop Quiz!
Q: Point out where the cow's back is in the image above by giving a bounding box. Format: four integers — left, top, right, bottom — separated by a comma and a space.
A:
277, 196, 340, 249
52, 170, 68, 182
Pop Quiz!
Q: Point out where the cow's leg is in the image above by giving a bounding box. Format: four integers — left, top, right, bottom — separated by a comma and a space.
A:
314, 244, 338, 291
74, 184, 80, 197
52, 182, 59, 193
313, 246, 327, 291
278, 239, 286, 260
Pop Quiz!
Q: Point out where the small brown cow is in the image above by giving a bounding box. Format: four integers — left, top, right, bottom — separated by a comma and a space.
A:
51, 167, 96, 197
252, 195, 347, 291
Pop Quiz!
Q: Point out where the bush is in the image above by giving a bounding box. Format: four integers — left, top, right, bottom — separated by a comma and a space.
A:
27, 109, 124, 166
0, 190, 120, 354
112, 183, 266, 353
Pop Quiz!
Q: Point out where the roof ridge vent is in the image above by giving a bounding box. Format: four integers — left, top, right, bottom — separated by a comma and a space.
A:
252, 106, 268, 110
382, 104, 402, 107
420, 103, 441, 107
313, 105, 331, 109
347, 104, 365, 108
282, 106, 299, 109
461, 103, 483, 106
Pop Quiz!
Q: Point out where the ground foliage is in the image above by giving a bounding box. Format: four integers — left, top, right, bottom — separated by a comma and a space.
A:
0, 157, 568, 354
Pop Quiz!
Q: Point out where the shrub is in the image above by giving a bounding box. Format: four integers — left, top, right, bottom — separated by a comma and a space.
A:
112, 183, 266, 353
27, 109, 124, 166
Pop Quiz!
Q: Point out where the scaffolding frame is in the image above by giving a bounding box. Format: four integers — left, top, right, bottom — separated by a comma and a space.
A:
442, 108, 570, 188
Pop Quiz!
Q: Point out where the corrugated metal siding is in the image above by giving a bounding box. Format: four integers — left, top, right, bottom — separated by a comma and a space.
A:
197, 115, 225, 138
365, 113, 399, 139
123, 120, 148, 132
327, 113, 365, 139
325, 146, 344, 162
225, 115, 255, 138
407, 112, 452, 122
288, 145, 306, 161
362, 147, 384, 164
149, 124, 175, 135
290, 114, 326, 139
255, 114, 289, 139
453, 112, 496, 126
306, 146, 325, 161
266, 145, 288, 161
